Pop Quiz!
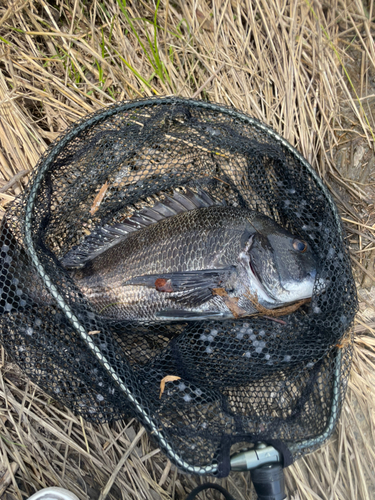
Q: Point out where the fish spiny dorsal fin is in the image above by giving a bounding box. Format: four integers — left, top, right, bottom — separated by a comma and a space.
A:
61, 188, 220, 269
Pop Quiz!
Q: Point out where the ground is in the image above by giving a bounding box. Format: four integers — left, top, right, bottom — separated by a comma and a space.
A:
0, 1, 374, 499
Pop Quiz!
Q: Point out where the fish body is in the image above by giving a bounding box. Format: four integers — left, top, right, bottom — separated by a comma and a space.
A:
61, 190, 318, 323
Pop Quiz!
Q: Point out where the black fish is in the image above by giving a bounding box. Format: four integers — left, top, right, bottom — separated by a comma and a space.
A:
61, 189, 318, 323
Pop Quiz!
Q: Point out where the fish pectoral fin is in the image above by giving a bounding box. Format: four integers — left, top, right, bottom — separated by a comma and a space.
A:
170, 286, 213, 307
155, 310, 232, 321
124, 267, 237, 307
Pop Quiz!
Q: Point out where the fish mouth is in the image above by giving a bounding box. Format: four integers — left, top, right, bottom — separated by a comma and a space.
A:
280, 269, 321, 302
281, 280, 315, 301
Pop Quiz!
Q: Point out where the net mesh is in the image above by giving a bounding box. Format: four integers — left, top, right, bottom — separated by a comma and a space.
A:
0, 97, 357, 476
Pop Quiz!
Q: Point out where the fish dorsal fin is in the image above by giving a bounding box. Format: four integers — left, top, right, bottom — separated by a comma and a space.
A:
61, 223, 136, 269
61, 188, 219, 269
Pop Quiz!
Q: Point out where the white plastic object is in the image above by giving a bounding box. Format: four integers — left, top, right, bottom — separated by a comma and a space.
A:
27, 487, 80, 500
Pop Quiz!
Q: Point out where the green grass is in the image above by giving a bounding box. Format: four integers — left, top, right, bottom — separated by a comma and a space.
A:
116, 0, 172, 87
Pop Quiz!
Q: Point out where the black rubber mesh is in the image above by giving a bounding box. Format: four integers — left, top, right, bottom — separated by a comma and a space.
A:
0, 97, 357, 476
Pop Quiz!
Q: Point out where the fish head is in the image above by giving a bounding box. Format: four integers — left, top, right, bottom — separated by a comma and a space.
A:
241, 215, 318, 306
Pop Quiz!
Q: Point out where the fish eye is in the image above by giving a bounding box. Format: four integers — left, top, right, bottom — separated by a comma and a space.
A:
293, 239, 308, 253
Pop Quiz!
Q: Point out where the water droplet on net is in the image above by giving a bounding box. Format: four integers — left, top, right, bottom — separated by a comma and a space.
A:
327, 247, 335, 259
340, 315, 347, 325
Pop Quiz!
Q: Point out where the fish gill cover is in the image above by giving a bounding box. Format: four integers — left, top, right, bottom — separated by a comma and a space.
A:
0, 97, 357, 476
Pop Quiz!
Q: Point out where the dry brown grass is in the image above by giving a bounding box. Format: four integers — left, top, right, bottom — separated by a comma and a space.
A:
0, 0, 374, 499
